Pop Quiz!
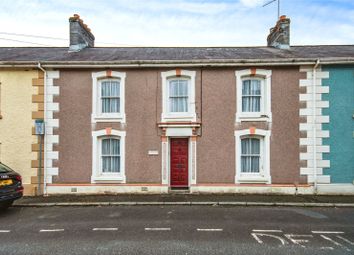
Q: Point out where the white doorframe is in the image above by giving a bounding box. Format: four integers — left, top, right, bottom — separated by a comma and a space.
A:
161, 132, 197, 187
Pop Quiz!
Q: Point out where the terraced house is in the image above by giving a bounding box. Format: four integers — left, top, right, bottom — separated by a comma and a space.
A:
0, 15, 353, 195
0, 63, 44, 196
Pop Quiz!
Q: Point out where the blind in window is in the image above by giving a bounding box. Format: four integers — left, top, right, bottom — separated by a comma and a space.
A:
169, 79, 188, 112
242, 79, 261, 112
241, 138, 260, 173
101, 138, 120, 173
101, 80, 120, 113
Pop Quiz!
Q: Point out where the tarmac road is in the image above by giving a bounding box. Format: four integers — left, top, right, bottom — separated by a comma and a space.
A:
0, 205, 353, 255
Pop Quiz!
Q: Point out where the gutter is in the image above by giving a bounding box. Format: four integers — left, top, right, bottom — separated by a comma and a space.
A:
312, 59, 320, 194
37, 62, 47, 196
0, 58, 354, 68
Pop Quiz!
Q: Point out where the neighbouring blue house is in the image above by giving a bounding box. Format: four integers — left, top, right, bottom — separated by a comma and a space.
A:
322, 65, 354, 193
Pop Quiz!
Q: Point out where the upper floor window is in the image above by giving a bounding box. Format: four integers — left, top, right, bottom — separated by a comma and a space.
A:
242, 79, 261, 112
101, 79, 120, 113
235, 69, 272, 122
92, 71, 126, 123
161, 70, 196, 122
169, 78, 189, 113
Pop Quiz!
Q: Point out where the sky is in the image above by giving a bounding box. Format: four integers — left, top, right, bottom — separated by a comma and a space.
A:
0, 0, 353, 47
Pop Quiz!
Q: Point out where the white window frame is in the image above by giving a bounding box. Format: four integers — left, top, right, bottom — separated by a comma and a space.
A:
235, 129, 271, 184
235, 69, 272, 122
161, 70, 196, 122
91, 71, 126, 123
91, 129, 126, 183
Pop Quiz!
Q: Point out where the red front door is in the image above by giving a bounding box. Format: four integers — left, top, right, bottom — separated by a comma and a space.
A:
170, 138, 189, 187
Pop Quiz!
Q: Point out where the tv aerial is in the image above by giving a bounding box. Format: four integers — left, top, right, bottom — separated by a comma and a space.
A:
263, 0, 280, 20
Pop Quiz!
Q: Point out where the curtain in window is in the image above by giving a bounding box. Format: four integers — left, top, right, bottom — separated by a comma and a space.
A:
241, 138, 260, 173
101, 138, 120, 173
101, 80, 120, 113
242, 79, 261, 112
169, 79, 188, 112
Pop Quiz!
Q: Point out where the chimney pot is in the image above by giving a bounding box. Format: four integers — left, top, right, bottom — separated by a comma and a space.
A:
69, 14, 95, 52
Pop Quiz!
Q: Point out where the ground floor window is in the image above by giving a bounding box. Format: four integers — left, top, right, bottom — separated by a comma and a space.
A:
235, 129, 271, 184
101, 138, 120, 173
91, 129, 126, 183
241, 138, 260, 173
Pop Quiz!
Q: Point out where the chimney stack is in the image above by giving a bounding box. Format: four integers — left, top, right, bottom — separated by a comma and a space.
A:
267, 15, 290, 49
69, 14, 95, 52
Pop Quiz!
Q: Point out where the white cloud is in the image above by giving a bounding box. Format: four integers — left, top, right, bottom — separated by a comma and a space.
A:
0, 0, 352, 47
239, 0, 265, 8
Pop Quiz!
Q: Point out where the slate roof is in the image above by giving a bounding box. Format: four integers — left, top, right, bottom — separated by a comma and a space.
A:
0, 45, 353, 64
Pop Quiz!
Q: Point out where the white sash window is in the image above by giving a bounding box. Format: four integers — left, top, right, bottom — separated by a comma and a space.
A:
161, 70, 196, 122
101, 138, 120, 173
91, 71, 126, 123
235, 129, 271, 184
242, 79, 261, 113
169, 79, 189, 113
241, 138, 260, 173
235, 69, 272, 122
91, 129, 126, 183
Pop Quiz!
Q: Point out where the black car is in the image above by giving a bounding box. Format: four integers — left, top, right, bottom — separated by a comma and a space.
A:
0, 162, 23, 209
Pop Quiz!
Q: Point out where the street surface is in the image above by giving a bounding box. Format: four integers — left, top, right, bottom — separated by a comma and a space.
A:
0, 206, 353, 255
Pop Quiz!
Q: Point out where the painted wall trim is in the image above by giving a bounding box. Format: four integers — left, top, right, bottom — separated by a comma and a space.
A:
44, 70, 60, 185
299, 65, 330, 184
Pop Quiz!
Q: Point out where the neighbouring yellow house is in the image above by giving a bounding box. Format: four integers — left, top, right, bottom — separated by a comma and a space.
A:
0, 69, 44, 196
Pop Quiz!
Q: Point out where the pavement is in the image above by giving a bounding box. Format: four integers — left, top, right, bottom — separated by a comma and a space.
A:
13, 194, 354, 207
0, 205, 353, 254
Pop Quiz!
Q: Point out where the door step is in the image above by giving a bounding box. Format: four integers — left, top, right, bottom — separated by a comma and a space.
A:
169, 187, 190, 194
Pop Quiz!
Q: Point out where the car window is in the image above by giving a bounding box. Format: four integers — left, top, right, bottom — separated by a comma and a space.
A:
0, 163, 12, 173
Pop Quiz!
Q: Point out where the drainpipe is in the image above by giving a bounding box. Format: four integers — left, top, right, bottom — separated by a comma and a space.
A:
37, 62, 47, 196
312, 59, 320, 194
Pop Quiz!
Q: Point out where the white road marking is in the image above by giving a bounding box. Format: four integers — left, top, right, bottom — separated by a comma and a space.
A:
92, 228, 118, 231
312, 231, 345, 234
251, 233, 288, 245
285, 234, 313, 248
39, 229, 64, 232
197, 228, 223, 232
0, 230, 10, 233
145, 228, 171, 231
320, 247, 334, 250
337, 235, 354, 246
252, 229, 283, 233
320, 234, 351, 252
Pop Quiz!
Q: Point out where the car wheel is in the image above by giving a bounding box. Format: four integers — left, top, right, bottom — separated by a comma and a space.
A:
0, 201, 13, 210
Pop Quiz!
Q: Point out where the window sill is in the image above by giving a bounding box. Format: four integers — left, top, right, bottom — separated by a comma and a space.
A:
161, 113, 196, 122
236, 174, 271, 184
236, 113, 272, 123
91, 174, 126, 183
91, 114, 126, 123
